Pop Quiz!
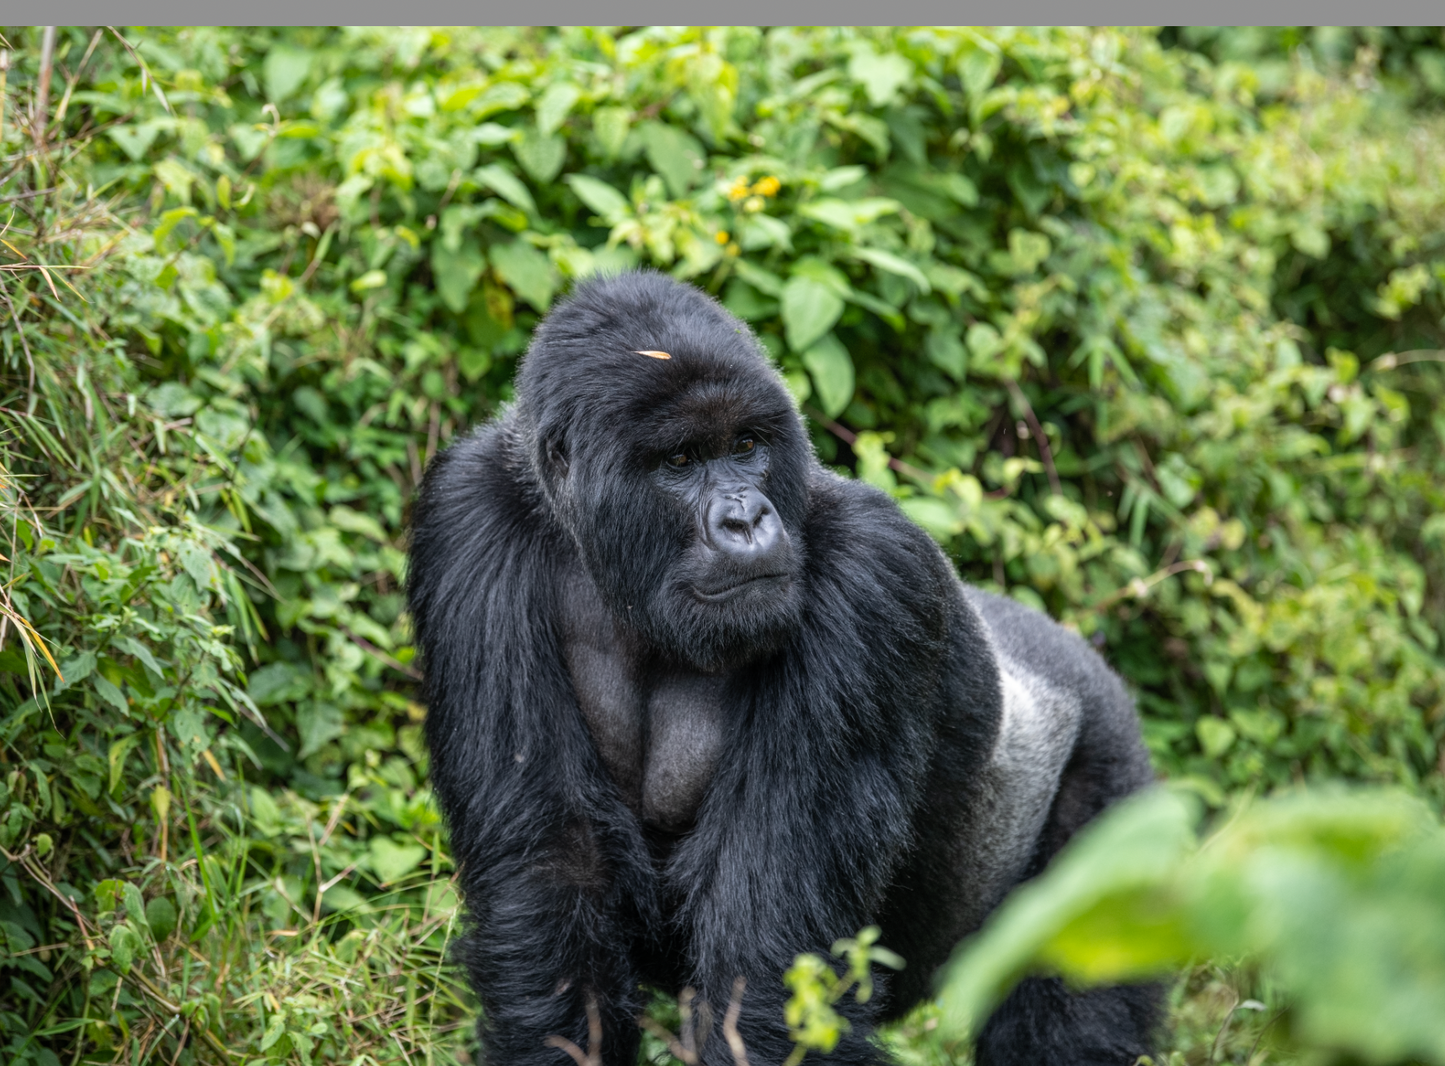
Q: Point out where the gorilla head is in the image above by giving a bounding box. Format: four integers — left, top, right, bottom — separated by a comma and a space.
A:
516, 271, 809, 670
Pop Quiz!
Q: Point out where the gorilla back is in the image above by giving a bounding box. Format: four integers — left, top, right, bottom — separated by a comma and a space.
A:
407, 271, 1158, 1065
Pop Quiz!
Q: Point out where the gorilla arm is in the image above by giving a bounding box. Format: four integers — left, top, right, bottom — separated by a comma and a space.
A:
408, 420, 656, 1066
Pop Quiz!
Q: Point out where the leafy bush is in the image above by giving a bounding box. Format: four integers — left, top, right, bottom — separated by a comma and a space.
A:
0, 23, 1441, 1066
939, 786, 1445, 1066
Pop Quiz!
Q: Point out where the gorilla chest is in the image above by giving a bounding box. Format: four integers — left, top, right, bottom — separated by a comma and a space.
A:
563, 628, 730, 834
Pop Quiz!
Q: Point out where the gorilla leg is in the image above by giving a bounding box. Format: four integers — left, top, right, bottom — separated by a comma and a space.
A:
975, 977, 1160, 1066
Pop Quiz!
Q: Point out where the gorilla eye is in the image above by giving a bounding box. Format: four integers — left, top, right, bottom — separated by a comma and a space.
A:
732, 437, 756, 455
665, 453, 691, 469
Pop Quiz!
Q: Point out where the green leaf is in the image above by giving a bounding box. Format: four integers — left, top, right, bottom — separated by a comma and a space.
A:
55, 650, 97, 693
145, 897, 177, 942
564, 174, 630, 221
1196, 716, 1237, 757
491, 239, 556, 311
925, 329, 968, 380
797, 197, 902, 232
513, 127, 567, 184
152, 207, 199, 252
782, 276, 845, 353
938, 788, 1197, 1039
848, 49, 913, 107
122, 882, 150, 938
535, 81, 582, 137
475, 164, 537, 215
92, 674, 129, 716
109, 121, 163, 162
108, 734, 143, 795
592, 106, 631, 158
850, 248, 931, 293
958, 40, 1002, 102
297, 701, 345, 760
263, 46, 311, 101
430, 241, 486, 315
369, 836, 427, 884
349, 269, 388, 294
801, 334, 855, 419
109, 921, 140, 974
639, 122, 706, 199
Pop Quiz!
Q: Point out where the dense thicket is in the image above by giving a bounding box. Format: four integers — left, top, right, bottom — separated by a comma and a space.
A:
0, 26, 1441, 1066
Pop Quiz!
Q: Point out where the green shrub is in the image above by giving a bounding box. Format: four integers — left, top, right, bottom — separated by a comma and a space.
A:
0, 24, 1441, 1065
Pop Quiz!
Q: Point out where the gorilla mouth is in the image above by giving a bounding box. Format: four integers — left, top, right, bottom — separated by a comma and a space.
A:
693, 572, 791, 601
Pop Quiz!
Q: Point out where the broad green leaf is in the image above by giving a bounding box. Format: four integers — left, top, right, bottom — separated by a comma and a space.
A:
297, 701, 345, 760
430, 241, 486, 314
474, 81, 530, 119
535, 81, 582, 137
958, 40, 1002, 102
369, 836, 427, 884
848, 49, 913, 107
851, 248, 931, 293
564, 174, 630, 220
92, 674, 128, 716
55, 650, 97, 692
145, 897, 177, 942
263, 46, 311, 101
781, 276, 845, 353
108, 733, 143, 795
593, 105, 631, 158
938, 788, 1197, 1039
475, 164, 537, 215
513, 127, 567, 184
491, 239, 556, 311
801, 333, 855, 419
639, 122, 706, 199
152, 207, 199, 252
109, 121, 163, 162
109, 921, 140, 974
797, 197, 902, 231
925, 329, 968, 380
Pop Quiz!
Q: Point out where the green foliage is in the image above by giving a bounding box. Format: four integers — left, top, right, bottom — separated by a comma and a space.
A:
0, 22, 1440, 1066
781, 928, 903, 1065
938, 786, 1445, 1065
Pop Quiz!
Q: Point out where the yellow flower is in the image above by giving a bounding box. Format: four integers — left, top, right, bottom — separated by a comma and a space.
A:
754, 175, 781, 197
715, 230, 730, 244
743, 195, 765, 213
727, 177, 751, 201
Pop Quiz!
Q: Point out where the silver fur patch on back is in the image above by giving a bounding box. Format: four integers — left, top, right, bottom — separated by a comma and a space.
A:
948, 602, 1082, 933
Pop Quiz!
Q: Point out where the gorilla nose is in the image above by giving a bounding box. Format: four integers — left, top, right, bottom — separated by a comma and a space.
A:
706, 490, 784, 560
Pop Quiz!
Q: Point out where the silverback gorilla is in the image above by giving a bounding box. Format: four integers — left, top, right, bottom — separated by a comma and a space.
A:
407, 271, 1159, 1065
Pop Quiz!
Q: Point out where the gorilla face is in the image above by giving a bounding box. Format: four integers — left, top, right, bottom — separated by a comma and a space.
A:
558, 380, 807, 673
641, 419, 805, 670
518, 272, 810, 672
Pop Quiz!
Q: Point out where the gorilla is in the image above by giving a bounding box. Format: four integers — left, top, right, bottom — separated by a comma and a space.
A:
407, 271, 1158, 1066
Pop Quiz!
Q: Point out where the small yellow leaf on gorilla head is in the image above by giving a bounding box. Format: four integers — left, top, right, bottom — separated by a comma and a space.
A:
635, 350, 672, 360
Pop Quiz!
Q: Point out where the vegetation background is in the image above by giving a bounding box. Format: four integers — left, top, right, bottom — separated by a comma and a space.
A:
0, 24, 1442, 1066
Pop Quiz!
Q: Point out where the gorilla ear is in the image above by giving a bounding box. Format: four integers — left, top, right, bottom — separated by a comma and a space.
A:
545, 436, 569, 481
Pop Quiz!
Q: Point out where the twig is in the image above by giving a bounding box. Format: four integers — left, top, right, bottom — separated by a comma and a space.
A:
344, 628, 422, 680
34, 28, 56, 154
1093, 559, 1212, 611
1004, 379, 1062, 496
805, 407, 933, 484
0, 50, 9, 148
1370, 348, 1445, 371
639, 1016, 699, 1065
544, 993, 602, 1066
723, 977, 750, 1066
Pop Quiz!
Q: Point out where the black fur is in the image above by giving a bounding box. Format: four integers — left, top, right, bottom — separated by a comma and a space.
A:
407, 270, 1159, 1065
